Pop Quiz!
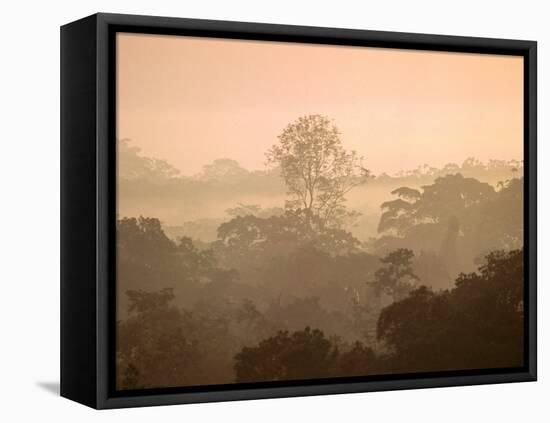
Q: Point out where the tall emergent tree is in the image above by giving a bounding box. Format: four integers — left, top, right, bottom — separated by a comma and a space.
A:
266, 115, 370, 228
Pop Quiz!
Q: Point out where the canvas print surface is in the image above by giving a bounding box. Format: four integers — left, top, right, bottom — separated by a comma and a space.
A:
115, 33, 524, 390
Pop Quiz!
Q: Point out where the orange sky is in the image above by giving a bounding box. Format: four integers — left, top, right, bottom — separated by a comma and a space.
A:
117, 32, 523, 176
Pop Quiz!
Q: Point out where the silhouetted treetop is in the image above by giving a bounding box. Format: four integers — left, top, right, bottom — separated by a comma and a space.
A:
216, 209, 360, 258
198, 158, 249, 182
267, 115, 370, 228
234, 327, 339, 382
379, 174, 495, 236
118, 139, 180, 181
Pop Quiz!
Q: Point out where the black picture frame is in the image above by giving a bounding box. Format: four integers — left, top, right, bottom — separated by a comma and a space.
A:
60, 12, 537, 409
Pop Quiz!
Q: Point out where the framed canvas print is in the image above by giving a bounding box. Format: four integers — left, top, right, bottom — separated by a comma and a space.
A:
60, 13, 537, 409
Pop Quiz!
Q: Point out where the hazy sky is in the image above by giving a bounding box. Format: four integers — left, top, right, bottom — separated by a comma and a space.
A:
117, 33, 523, 176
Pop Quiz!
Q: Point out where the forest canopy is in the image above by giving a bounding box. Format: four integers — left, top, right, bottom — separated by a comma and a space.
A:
116, 115, 524, 390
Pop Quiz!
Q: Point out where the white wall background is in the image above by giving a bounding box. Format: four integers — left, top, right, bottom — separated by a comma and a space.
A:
1, 0, 547, 420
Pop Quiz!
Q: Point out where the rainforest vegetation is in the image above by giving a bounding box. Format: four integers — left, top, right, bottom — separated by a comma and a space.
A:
116, 115, 524, 389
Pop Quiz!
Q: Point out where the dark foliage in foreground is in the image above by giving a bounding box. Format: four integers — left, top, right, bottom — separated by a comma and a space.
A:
234, 249, 523, 382
235, 327, 339, 382
377, 249, 523, 372
116, 211, 523, 389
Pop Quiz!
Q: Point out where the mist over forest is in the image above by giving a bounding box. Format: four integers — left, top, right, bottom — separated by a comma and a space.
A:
116, 115, 524, 390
